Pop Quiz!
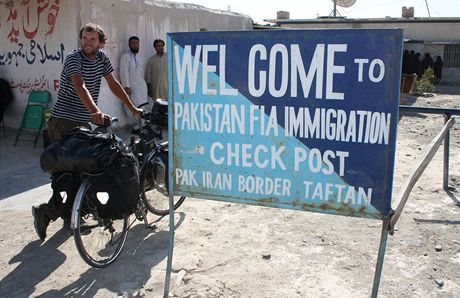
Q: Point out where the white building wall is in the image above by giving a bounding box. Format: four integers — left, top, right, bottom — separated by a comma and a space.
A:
279, 20, 460, 83
400, 22, 460, 42
0, 0, 253, 130
78, 0, 253, 122
280, 20, 460, 42
443, 68, 460, 82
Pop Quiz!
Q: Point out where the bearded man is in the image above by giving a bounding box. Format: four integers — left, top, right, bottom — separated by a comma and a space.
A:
119, 36, 148, 133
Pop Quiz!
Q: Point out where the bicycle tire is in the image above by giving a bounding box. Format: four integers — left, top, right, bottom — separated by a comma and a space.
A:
71, 179, 129, 268
140, 161, 186, 216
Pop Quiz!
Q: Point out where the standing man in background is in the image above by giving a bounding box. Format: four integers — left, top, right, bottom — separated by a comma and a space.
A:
145, 39, 168, 101
119, 36, 148, 133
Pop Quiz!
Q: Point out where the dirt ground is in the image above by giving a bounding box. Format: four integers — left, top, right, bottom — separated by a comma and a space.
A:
0, 86, 459, 298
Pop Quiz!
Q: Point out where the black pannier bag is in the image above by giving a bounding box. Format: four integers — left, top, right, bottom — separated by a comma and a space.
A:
88, 153, 140, 219
40, 127, 140, 219
133, 125, 162, 155
51, 172, 81, 219
40, 127, 122, 174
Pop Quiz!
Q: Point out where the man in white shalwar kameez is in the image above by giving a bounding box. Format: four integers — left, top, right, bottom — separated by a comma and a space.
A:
119, 36, 148, 133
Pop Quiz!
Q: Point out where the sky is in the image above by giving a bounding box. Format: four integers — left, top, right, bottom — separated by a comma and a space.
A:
166, 0, 460, 23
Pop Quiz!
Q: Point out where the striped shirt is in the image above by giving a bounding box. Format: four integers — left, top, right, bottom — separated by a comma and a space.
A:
52, 49, 114, 122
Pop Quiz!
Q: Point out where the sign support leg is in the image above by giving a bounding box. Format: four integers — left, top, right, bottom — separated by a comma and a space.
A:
163, 193, 175, 298
371, 218, 390, 298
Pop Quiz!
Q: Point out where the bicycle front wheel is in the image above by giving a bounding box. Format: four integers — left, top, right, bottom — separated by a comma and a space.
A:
140, 162, 186, 216
71, 179, 129, 268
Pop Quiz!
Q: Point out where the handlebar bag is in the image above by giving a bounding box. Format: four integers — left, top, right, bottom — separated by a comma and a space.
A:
40, 127, 122, 175
151, 98, 168, 127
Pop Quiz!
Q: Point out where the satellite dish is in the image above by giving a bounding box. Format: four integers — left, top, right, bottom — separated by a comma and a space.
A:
332, 0, 356, 8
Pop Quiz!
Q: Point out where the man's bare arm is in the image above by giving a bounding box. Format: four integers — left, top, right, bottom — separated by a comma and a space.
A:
105, 73, 142, 116
70, 74, 105, 125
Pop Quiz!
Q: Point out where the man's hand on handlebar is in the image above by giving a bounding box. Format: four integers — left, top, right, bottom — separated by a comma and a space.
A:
91, 111, 109, 125
92, 106, 142, 126
133, 107, 143, 118
90, 111, 114, 127
137, 102, 153, 119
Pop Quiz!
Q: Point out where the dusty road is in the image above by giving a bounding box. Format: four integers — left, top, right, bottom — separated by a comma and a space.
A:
0, 86, 459, 297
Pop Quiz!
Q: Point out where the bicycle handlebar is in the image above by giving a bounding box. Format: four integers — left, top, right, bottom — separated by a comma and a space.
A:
92, 116, 118, 133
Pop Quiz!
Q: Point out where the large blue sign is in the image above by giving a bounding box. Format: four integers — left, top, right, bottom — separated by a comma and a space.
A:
167, 29, 402, 219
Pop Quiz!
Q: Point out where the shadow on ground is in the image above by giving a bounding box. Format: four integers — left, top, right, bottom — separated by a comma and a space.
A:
0, 212, 185, 297
0, 127, 50, 199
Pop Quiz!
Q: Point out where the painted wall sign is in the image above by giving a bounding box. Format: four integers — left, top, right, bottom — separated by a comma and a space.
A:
175, 30, 401, 219
0, 0, 79, 129
0, 0, 253, 129
0, 0, 65, 67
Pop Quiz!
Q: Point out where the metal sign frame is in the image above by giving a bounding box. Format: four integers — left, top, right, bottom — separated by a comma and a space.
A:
165, 29, 403, 297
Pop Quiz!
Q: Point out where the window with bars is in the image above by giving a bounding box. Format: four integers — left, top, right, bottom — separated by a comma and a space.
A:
444, 44, 460, 68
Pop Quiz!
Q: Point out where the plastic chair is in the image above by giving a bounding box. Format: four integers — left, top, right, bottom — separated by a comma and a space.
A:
14, 90, 50, 148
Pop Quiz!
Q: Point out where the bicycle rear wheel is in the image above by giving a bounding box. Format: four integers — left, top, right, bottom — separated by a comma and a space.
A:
72, 179, 129, 268
140, 161, 186, 216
